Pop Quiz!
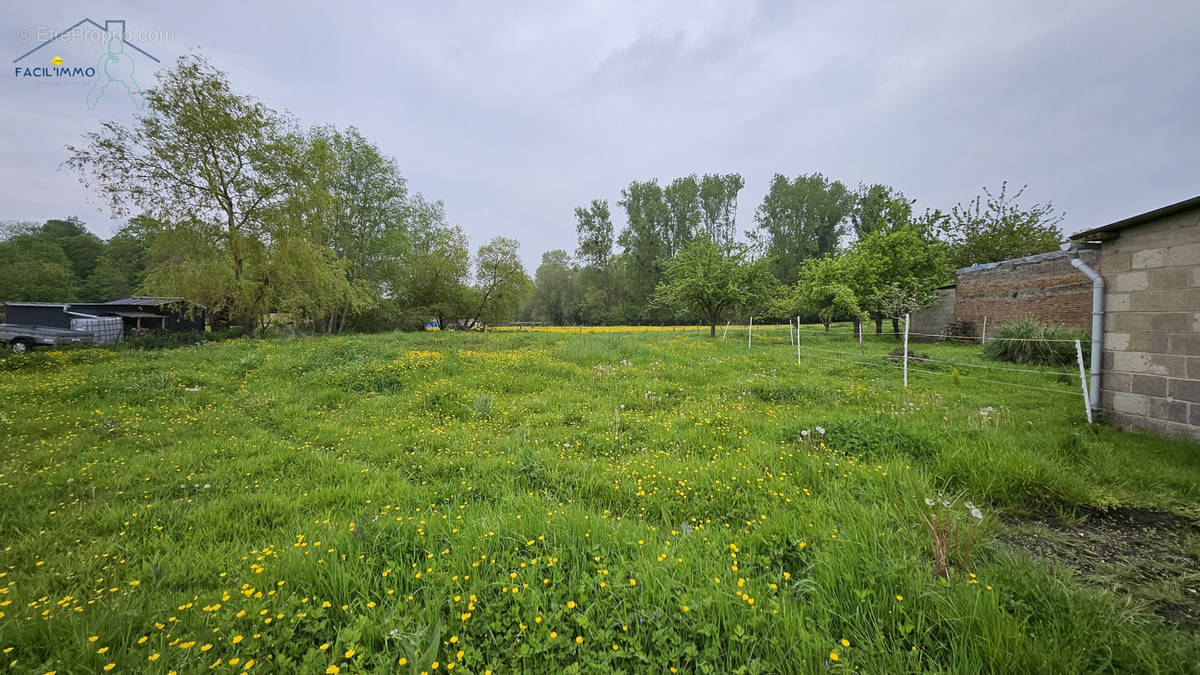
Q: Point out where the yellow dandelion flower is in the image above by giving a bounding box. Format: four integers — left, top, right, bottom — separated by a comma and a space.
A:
830, 652, 839, 662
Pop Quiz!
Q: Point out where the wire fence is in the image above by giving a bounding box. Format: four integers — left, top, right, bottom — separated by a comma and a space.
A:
734, 316, 1094, 421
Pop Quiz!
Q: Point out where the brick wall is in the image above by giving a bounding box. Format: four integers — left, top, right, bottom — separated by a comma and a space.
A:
1097, 205, 1200, 441
953, 250, 1097, 330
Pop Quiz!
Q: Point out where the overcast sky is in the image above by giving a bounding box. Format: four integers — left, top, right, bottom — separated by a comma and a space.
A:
2, 1, 1198, 269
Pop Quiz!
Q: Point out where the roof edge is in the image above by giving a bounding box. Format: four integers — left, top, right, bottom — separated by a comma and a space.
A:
1070, 194, 1200, 241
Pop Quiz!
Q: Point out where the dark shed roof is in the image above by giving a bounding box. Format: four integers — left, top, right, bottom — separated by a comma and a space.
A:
103, 296, 187, 306
1070, 194, 1200, 242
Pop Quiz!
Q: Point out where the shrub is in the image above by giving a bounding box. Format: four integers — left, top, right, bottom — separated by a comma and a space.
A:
121, 327, 245, 350
982, 318, 1088, 366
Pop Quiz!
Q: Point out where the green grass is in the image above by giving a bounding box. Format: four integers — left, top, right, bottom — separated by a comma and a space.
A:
1, 325, 1197, 673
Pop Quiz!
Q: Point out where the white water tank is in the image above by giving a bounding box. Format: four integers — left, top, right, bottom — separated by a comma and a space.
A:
70, 316, 124, 344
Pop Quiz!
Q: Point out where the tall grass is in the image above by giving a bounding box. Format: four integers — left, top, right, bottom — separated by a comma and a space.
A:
0, 327, 1196, 673
982, 318, 1089, 366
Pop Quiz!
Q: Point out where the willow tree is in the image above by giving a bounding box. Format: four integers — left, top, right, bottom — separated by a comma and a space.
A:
66, 55, 291, 328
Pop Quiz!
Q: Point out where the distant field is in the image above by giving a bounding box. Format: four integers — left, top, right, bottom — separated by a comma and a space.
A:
1, 327, 1198, 673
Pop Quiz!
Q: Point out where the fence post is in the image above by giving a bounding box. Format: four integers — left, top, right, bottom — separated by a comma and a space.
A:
796, 316, 801, 364
748, 316, 753, 349
721, 320, 731, 341
789, 319, 794, 346
903, 313, 910, 388
982, 316, 987, 345
1075, 339, 1093, 424
859, 319, 864, 355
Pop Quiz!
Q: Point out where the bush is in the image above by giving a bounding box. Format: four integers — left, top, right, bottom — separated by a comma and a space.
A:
343, 298, 430, 333
982, 318, 1088, 366
121, 327, 244, 350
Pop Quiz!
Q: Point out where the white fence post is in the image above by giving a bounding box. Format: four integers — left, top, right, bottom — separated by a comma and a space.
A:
859, 319, 864, 355
982, 316, 988, 345
1075, 339, 1093, 424
795, 316, 801, 364
789, 319, 794, 346
903, 313, 910, 388
748, 316, 753, 349
721, 320, 731, 341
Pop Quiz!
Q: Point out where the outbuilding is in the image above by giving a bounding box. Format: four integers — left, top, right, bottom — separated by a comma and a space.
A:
2, 297, 206, 334
1069, 194, 1200, 441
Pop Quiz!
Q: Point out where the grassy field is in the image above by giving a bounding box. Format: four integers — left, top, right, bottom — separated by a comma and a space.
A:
1, 326, 1198, 674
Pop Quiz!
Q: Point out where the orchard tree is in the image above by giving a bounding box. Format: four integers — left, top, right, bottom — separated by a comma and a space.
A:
777, 256, 863, 333
942, 182, 1065, 267
653, 236, 776, 337
871, 281, 940, 333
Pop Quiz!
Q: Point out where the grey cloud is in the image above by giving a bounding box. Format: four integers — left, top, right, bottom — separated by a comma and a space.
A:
1, 0, 1197, 272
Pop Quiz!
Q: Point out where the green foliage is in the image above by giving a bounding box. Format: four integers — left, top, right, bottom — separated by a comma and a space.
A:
653, 237, 777, 336
1, 330, 1198, 673
942, 182, 1065, 267
118, 327, 245, 350
982, 318, 1089, 366
850, 184, 913, 239
526, 250, 581, 325
778, 257, 864, 330
67, 54, 292, 327
752, 172, 856, 284
467, 237, 533, 327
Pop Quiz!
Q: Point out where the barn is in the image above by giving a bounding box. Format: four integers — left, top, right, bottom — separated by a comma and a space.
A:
2, 297, 206, 334
1069, 194, 1200, 441
70, 297, 207, 332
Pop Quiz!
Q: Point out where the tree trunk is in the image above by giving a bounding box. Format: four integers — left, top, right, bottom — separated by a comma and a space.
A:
875, 316, 883, 334
710, 322, 717, 338
892, 317, 900, 336
823, 320, 831, 333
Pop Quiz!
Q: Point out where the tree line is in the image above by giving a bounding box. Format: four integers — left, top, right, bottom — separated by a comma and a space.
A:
3, 54, 1065, 336
521, 176, 1065, 335
45, 55, 530, 332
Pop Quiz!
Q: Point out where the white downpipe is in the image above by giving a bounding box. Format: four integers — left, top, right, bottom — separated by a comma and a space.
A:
1070, 254, 1104, 411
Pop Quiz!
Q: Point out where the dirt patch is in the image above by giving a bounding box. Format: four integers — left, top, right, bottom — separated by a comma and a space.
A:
1000, 507, 1200, 628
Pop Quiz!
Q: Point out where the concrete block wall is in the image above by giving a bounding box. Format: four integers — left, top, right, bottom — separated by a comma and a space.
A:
1097, 205, 1200, 441
909, 287, 956, 338
954, 250, 1098, 329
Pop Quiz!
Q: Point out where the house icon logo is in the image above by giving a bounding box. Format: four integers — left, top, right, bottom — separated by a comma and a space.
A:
12, 19, 161, 110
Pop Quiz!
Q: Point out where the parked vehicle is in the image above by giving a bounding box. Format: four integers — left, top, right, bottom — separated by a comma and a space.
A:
0, 324, 93, 353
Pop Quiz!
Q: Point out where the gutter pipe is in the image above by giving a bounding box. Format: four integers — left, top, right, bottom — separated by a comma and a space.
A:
1064, 244, 1103, 411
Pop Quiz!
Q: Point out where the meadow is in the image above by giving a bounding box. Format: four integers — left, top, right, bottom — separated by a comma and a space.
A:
1, 326, 1198, 674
